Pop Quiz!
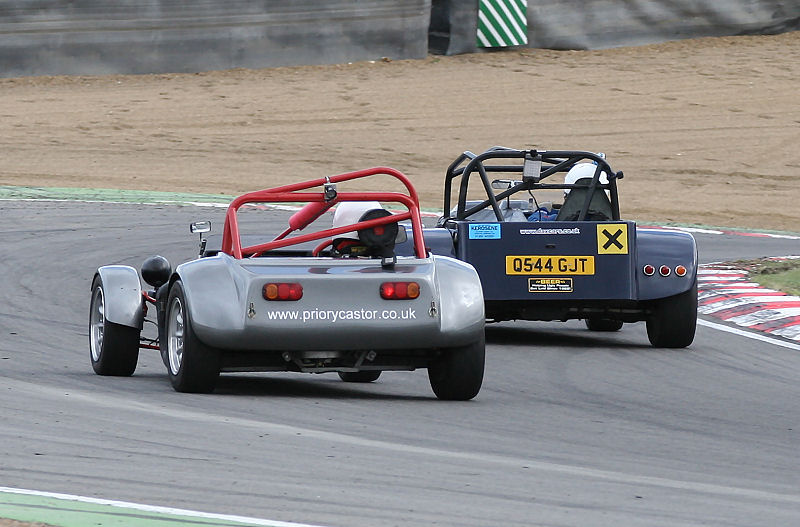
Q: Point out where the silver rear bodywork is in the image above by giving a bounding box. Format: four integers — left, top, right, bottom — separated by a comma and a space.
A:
174, 252, 484, 353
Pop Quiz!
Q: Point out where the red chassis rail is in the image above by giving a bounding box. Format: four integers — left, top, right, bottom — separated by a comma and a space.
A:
220, 167, 428, 259
139, 291, 160, 350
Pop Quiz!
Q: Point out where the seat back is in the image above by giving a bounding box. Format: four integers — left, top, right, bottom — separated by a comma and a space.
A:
555, 177, 613, 221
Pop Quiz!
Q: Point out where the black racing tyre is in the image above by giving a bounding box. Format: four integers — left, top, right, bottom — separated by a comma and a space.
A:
646, 281, 698, 348
428, 335, 485, 401
338, 371, 382, 383
584, 318, 624, 332
89, 276, 140, 376
165, 281, 221, 393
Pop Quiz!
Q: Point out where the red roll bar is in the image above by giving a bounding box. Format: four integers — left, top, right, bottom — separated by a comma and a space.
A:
220, 167, 427, 259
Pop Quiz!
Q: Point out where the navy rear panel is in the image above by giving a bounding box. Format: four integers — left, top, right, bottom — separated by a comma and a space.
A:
455, 221, 637, 301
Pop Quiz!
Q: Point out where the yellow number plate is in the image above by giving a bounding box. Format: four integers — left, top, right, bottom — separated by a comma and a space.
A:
505, 255, 595, 275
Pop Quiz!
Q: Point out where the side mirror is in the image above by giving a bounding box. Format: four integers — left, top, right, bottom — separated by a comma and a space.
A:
395, 224, 408, 244
190, 221, 211, 234
190, 221, 212, 257
491, 179, 513, 190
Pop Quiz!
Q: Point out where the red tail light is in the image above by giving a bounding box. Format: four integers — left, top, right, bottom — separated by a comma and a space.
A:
643, 264, 655, 276
675, 265, 688, 277
659, 265, 671, 277
263, 282, 303, 301
380, 282, 420, 300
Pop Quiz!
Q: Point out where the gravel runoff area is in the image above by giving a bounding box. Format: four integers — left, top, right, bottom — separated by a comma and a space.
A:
0, 32, 798, 233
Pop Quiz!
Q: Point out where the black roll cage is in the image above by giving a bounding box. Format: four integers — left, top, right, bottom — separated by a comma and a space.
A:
442, 146, 624, 222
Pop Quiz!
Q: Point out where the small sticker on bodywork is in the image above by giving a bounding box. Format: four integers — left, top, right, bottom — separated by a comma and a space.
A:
469, 223, 501, 239
528, 278, 573, 292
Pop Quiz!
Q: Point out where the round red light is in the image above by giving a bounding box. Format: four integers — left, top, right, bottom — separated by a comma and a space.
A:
659, 265, 671, 277
675, 265, 687, 277
288, 283, 303, 300
381, 283, 395, 299
643, 264, 655, 276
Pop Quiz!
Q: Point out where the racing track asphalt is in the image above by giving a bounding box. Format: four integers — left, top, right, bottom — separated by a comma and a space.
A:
1, 200, 799, 527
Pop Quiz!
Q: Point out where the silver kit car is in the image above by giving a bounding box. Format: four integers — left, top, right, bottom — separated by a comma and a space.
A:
89, 168, 485, 399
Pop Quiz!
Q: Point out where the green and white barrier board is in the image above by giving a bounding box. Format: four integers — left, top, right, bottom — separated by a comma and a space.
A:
477, 0, 528, 48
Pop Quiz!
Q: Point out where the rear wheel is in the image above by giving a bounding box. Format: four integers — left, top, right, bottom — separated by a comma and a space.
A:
89, 276, 139, 376
338, 371, 382, 383
646, 281, 698, 348
585, 318, 623, 332
428, 335, 485, 401
165, 281, 221, 393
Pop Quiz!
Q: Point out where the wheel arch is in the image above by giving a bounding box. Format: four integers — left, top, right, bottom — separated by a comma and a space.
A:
171, 254, 248, 345
94, 265, 143, 329
432, 255, 485, 346
635, 228, 698, 301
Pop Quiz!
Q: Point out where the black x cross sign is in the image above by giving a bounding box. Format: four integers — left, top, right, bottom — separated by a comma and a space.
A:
602, 228, 624, 250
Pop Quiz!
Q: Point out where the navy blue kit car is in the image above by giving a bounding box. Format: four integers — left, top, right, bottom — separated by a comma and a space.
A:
400, 146, 698, 348
89, 168, 485, 399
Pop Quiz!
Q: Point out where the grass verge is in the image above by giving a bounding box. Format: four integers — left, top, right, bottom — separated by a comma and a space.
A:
733, 258, 800, 296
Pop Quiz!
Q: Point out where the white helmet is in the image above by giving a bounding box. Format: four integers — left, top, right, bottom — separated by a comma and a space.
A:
331, 201, 384, 240
564, 163, 608, 194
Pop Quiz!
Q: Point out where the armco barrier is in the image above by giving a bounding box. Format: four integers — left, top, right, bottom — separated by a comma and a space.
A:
0, 0, 431, 77
526, 0, 799, 50
1, 0, 797, 77
435, 0, 799, 53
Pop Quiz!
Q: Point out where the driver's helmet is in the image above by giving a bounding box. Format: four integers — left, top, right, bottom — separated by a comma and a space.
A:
331, 201, 385, 255
564, 163, 608, 195
332, 201, 384, 239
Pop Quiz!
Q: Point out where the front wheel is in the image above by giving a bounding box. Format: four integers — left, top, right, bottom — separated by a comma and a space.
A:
165, 281, 221, 393
89, 276, 140, 376
428, 335, 485, 401
646, 282, 698, 348
338, 371, 382, 383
